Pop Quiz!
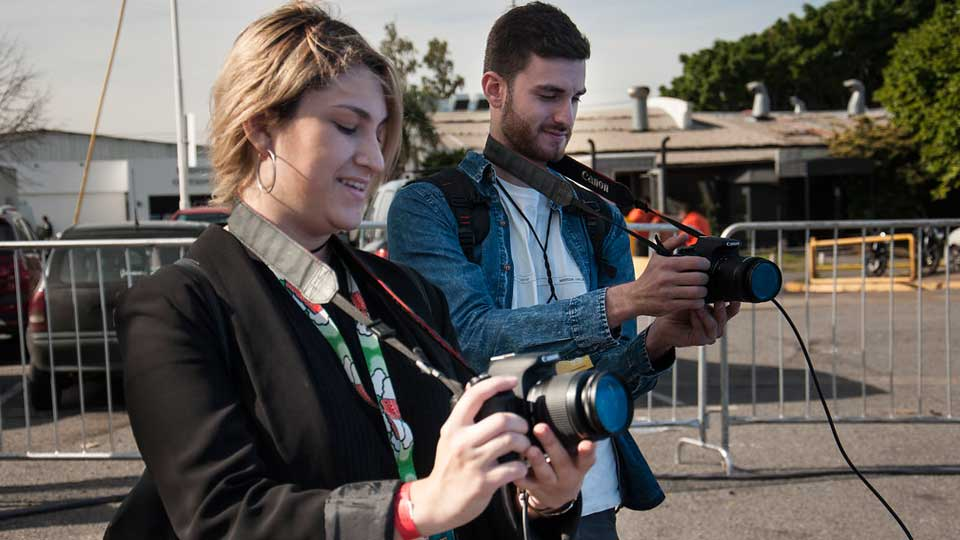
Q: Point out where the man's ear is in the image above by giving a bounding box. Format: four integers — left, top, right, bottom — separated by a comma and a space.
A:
481, 71, 507, 110
242, 115, 272, 156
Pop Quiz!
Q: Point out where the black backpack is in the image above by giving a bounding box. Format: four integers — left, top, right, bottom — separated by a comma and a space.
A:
414, 167, 618, 279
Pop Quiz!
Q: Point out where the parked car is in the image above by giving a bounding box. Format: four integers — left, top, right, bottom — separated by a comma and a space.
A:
169, 206, 231, 225
355, 178, 410, 258
0, 206, 43, 345
26, 221, 207, 409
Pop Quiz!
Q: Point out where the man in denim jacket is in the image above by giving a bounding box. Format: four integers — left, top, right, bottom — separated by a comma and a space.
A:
389, 3, 740, 538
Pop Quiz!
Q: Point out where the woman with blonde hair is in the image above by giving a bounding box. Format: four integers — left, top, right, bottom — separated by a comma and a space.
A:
105, 3, 592, 539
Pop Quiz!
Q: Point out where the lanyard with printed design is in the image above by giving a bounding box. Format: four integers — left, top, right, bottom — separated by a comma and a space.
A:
283, 274, 455, 540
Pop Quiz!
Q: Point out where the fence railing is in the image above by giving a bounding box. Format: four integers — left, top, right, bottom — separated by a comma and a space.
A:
0, 238, 195, 459
709, 219, 960, 473
2, 218, 957, 475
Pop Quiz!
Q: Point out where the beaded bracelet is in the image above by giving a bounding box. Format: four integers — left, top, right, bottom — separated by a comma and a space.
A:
531, 497, 577, 517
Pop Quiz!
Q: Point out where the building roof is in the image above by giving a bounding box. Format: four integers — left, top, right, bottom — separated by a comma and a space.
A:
433, 106, 887, 167
1, 129, 209, 163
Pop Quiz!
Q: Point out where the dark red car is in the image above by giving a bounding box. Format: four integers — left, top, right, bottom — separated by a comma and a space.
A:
169, 206, 231, 226
0, 206, 43, 346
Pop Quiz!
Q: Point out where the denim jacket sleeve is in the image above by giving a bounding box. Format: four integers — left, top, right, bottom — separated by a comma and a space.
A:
585, 203, 674, 398
388, 180, 672, 399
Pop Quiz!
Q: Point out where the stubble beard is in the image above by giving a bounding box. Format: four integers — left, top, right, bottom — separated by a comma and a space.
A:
501, 94, 567, 164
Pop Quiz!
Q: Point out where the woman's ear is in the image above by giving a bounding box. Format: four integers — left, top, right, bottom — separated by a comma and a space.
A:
482, 71, 507, 109
242, 115, 272, 156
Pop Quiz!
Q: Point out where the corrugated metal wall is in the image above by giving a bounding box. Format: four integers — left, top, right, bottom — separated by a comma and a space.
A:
8, 131, 179, 162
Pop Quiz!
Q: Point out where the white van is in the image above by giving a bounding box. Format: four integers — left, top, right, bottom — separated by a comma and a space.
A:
357, 178, 410, 256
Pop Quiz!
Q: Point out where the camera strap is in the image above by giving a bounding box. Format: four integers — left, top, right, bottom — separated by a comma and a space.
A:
482, 136, 704, 256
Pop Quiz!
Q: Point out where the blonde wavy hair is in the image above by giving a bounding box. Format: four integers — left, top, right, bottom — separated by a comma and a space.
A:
208, 2, 403, 206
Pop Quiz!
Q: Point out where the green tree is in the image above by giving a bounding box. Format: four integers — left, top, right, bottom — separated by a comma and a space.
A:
421, 39, 464, 103
380, 24, 464, 177
875, 1, 960, 199
828, 117, 931, 217
660, 0, 936, 111
380, 23, 419, 79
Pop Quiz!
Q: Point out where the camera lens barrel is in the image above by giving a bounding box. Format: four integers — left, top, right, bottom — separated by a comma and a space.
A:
711, 256, 782, 303
527, 371, 633, 446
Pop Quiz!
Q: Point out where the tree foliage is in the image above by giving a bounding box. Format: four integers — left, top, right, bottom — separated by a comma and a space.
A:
828, 117, 932, 217
421, 39, 464, 104
0, 37, 47, 162
380, 24, 464, 176
660, 0, 936, 111
875, 1, 960, 199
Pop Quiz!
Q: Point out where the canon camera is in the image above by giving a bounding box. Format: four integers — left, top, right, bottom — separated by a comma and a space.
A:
472, 352, 633, 460
675, 236, 782, 303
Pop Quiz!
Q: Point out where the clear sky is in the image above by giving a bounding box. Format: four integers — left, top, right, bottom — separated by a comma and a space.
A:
4, 0, 828, 143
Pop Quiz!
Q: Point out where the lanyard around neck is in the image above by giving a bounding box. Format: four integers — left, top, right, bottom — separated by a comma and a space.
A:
495, 178, 559, 304
283, 273, 418, 482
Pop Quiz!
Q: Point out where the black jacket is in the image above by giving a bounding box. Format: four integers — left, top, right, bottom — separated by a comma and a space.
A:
105, 226, 579, 539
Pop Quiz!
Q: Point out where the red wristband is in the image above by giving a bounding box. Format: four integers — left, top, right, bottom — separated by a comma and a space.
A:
394, 482, 422, 540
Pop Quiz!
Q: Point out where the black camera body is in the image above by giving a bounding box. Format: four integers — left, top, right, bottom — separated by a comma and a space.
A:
675, 236, 782, 303
473, 352, 633, 461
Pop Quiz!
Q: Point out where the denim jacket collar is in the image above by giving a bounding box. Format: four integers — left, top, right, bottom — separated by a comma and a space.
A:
457, 150, 594, 295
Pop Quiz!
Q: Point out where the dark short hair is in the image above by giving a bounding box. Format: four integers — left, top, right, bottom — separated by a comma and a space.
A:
483, 2, 590, 83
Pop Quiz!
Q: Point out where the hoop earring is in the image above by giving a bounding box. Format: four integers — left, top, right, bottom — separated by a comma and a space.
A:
256, 150, 277, 193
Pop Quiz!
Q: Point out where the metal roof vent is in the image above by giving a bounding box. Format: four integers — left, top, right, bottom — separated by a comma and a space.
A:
844, 79, 866, 115
789, 96, 807, 114
627, 86, 650, 131
746, 81, 771, 120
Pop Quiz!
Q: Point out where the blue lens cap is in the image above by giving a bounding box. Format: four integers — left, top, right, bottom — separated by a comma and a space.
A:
749, 261, 782, 301
594, 375, 629, 433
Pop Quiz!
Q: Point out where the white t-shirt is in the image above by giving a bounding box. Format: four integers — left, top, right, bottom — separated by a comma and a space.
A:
496, 180, 621, 516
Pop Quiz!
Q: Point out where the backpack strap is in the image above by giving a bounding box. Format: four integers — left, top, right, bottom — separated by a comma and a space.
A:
570, 185, 618, 280
412, 167, 616, 279
412, 168, 490, 263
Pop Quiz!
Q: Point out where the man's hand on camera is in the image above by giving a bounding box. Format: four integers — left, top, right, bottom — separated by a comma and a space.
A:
645, 301, 742, 359
605, 233, 710, 329
513, 423, 596, 514
408, 376, 531, 536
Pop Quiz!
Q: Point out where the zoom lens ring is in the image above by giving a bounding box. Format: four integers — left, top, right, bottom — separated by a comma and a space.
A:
536, 372, 582, 440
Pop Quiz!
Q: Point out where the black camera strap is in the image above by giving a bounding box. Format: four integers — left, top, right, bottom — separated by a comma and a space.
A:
482, 136, 704, 256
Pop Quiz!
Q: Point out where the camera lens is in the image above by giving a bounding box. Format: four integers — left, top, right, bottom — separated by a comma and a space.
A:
747, 259, 782, 302
527, 371, 633, 446
713, 256, 782, 303
585, 372, 631, 434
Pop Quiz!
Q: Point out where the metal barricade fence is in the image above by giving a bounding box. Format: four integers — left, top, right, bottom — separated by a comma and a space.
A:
0, 237, 195, 460
25, 217, 947, 465
709, 218, 960, 474
1, 224, 708, 462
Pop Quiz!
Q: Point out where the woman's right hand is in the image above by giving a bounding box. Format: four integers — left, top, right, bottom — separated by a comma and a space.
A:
407, 376, 531, 536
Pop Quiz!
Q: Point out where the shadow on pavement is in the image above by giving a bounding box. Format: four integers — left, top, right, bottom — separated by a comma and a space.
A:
0, 499, 122, 532
0, 475, 139, 532
645, 356, 885, 407
0, 372, 126, 430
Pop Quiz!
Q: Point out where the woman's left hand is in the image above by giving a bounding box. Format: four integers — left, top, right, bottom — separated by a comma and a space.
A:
513, 423, 596, 512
